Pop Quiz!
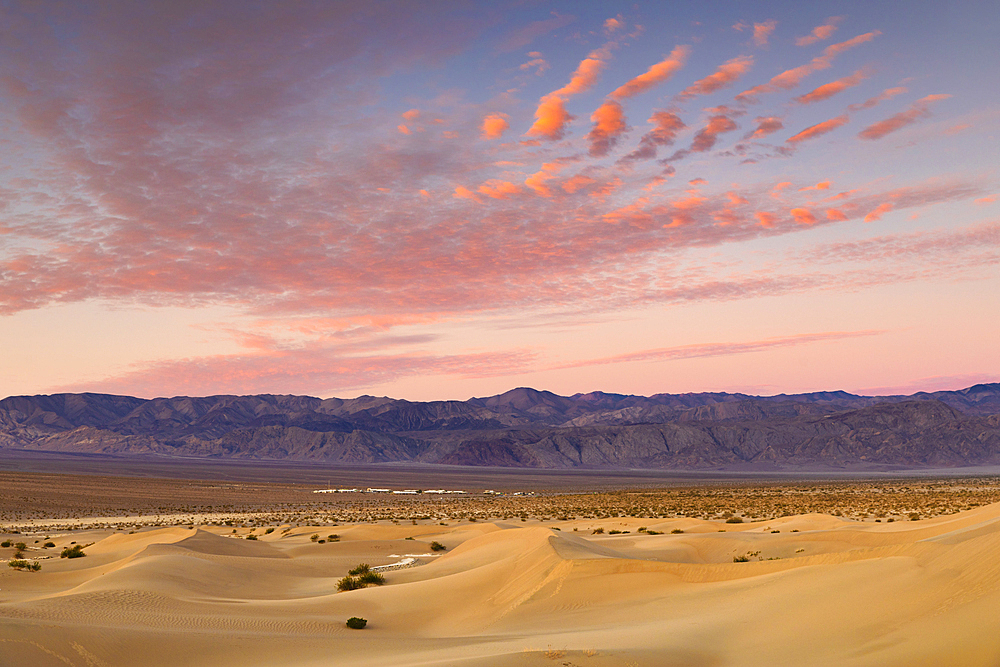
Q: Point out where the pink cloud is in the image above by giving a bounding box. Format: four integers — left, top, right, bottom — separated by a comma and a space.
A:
744, 116, 784, 139
786, 114, 849, 143
858, 94, 952, 140
736, 31, 880, 103
863, 202, 894, 222
849, 86, 907, 111
691, 115, 739, 152
753, 20, 777, 47
676, 55, 754, 101
622, 111, 686, 161
795, 17, 842, 46
610, 46, 690, 99
481, 112, 510, 140
587, 100, 628, 157
790, 207, 817, 225
795, 68, 872, 104
551, 329, 883, 370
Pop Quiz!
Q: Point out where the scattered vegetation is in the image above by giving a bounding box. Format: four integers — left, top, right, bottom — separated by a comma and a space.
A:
8, 559, 40, 571
61, 544, 87, 559
348, 563, 371, 575
429, 541, 446, 551
338, 563, 386, 591
346, 617, 367, 629
733, 550, 762, 562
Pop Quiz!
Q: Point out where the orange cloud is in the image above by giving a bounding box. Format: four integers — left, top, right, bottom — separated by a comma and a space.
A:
622, 111, 686, 161
753, 20, 777, 47
401, 109, 420, 121
526, 95, 572, 140
587, 100, 628, 157
791, 207, 816, 224
826, 208, 848, 221
864, 202, 894, 222
477, 180, 521, 199
755, 211, 776, 227
799, 181, 831, 191
519, 57, 549, 75
561, 174, 597, 194
786, 114, 849, 143
795, 68, 872, 104
849, 86, 907, 111
745, 116, 783, 139
975, 196, 996, 205
677, 55, 754, 100
796, 17, 842, 46
691, 115, 738, 152
737, 31, 880, 102
481, 112, 510, 140
858, 94, 952, 140
524, 162, 563, 197
526, 48, 614, 140
453, 185, 480, 202
397, 124, 411, 135
604, 17, 624, 33
610, 45, 689, 99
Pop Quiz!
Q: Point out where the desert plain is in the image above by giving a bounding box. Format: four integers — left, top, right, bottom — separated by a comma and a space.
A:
3, 456, 1000, 666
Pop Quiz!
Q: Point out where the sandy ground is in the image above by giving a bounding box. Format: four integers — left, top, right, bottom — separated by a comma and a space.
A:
4, 500, 1000, 666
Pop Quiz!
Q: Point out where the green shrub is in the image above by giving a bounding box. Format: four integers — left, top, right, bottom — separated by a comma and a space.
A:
310, 534, 320, 542
670, 529, 684, 534
733, 554, 750, 562
346, 617, 367, 629
246, 534, 258, 540
429, 541, 446, 552
15, 542, 26, 551
646, 530, 663, 535
338, 576, 363, 591
44, 542, 55, 548
265, 527, 275, 534
348, 563, 371, 576
725, 517, 744, 524
1, 540, 11, 548
328, 534, 339, 541
61, 544, 86, 559
358, 571, 385, 586
591, 528, 604, 534
608, 529, 622, 534
8, 559, 40, 571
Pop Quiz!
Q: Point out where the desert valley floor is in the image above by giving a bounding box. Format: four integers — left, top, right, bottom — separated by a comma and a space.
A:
3, 456, 1000, 666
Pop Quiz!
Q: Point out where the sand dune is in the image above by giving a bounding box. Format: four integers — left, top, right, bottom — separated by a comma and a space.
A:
4, 504, 1000, 666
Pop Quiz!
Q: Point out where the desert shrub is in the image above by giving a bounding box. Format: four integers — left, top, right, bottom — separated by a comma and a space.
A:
733, 554, 750, 562
405, 536, 414, 540
44, 542, 55, 548
8, 559, 40, 571
429, 541, 446, 552
346, 617, 367, 629
328, 534, 339, 541
608, 529, 622, 534
637, 527, 647, 533
264, 527, 275, 534
348, 563, 371, 575
1, 540, 11, 548
61, 544, 86, 559
592, 528, 604, 534
337, 576, 362, 591
645, 530, 663, 535
358, 571, 385, 586
246, 534, 258, 540
15, 542, 26, 551
908, 513, 921, 521
670, 529, 684, 534
310, 533, 320, 542
725, 517, 744, 524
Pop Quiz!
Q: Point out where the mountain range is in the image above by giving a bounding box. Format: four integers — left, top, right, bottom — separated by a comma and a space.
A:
2, 384, 1000, 470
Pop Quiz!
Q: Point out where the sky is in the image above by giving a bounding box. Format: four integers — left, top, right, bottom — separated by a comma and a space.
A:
0, 0, 998, 401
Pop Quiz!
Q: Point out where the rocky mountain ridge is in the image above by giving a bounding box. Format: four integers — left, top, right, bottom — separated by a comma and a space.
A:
2, 384, 999, 470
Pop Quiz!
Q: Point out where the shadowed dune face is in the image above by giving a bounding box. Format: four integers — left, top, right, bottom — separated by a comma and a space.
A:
3, 504, 1000, 666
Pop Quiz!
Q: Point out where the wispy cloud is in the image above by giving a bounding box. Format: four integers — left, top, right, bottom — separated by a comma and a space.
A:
858, 94, 952, 140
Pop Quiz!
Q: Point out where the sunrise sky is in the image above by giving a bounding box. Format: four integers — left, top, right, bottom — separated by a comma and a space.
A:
0, 0, 997, 401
